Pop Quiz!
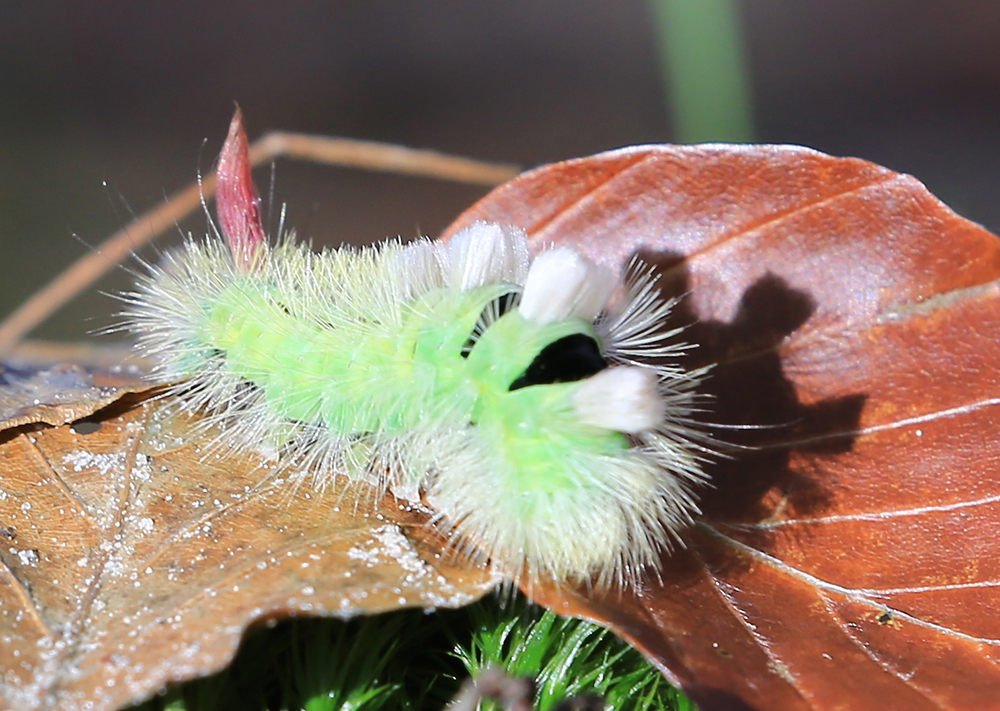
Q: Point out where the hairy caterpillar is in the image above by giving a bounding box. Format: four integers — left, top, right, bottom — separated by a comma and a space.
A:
123, 111, 708, 589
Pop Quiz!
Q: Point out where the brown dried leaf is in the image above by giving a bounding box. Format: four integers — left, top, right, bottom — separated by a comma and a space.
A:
0, 377, 496, 711
445, 145, 1000, 710
0, 362, 147, 429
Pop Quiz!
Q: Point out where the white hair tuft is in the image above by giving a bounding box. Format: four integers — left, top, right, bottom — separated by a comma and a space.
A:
572, 366, 665, 433
518, 246, 615, 325
446, 222, 530, 291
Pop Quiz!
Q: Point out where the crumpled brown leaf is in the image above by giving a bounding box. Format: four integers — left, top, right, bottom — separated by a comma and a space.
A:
445, 144, 1000, 711
0, 365, 497, 711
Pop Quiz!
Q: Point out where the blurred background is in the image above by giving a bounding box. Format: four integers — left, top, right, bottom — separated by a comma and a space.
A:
1, 0, 999, 341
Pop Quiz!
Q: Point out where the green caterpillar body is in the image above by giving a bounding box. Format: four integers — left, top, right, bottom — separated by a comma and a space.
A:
128, 223, 705, 588
124, 114, 707, 588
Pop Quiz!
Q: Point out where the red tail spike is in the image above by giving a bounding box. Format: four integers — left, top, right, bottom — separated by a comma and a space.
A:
216, 107, 266, 270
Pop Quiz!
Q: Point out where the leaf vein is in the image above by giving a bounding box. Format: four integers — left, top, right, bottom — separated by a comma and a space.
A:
728, 492, 1000, 530
699, 522, 1000, 646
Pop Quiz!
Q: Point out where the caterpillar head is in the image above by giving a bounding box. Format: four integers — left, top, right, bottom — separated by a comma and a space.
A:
457, 242, 667, 434
430, 223, 705, 590
515, 245, 666, 434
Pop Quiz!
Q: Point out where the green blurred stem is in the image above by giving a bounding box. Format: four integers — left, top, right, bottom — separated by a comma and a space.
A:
650, 0, 755, 143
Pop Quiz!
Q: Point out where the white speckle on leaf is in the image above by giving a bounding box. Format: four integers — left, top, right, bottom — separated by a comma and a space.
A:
133, 453, 152, 481
16, 549, 39, 566
63, 450, 127, 475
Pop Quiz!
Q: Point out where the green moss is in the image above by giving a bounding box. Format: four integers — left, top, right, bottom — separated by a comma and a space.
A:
131, 595, 696, 711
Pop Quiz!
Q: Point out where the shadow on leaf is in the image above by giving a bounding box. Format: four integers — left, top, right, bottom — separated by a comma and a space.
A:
641, 250, 867, 530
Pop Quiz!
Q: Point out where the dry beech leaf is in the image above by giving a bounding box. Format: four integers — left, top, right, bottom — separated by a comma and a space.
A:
0, 374, 497, 711
0, 363, 147, 430
444, 145, 1000, 710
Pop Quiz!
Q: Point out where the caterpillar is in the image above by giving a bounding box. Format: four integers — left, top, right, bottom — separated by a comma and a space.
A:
123, 111, 708, 590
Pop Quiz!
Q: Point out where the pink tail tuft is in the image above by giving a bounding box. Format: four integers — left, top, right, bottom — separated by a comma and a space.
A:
216, 107, 267, 270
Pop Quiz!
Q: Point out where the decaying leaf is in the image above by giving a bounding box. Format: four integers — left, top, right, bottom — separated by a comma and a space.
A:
446, 145, 1000, 710
0, 375, 497, 711
0, 362, 146, 430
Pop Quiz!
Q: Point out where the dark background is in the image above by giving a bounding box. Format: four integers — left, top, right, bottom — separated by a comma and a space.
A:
2, 0, 999, 341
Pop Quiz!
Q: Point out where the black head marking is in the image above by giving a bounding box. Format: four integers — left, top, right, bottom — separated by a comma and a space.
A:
509, 333, 606, 391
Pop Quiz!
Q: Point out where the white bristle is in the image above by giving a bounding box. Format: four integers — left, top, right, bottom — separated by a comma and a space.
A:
446, 222, 530, 291
396, 238, 447, 296
572, 366, 665, 433
518, 246, 616, 325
